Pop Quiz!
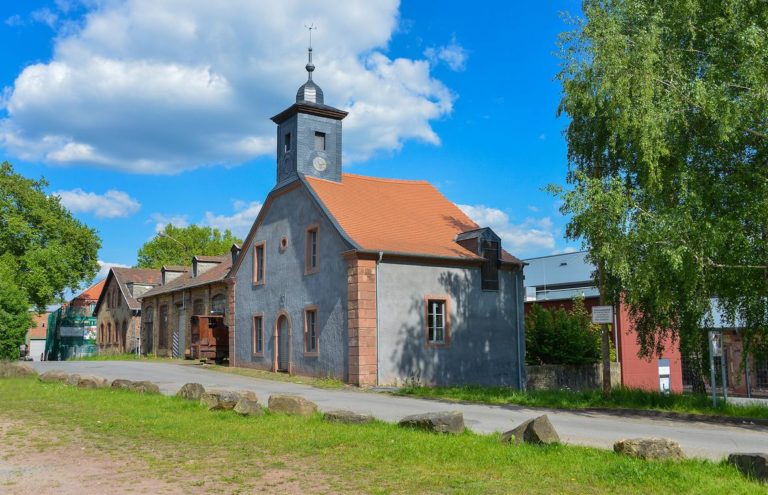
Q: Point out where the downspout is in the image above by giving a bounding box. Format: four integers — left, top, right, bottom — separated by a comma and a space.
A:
376, 251, 383, 386
515, 267, 524, 390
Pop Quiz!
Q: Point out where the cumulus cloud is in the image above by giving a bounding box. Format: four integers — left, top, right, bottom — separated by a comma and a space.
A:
202, 200, 262, 238
458, 204, 556, 256
96, 260, 130, 280
149, 213, 189, 233
424, 36, 468, 71
1, 0, 455, 173
53, 188, 141, 218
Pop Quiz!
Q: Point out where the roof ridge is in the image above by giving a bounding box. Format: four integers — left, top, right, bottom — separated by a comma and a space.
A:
339, 173, 430, 185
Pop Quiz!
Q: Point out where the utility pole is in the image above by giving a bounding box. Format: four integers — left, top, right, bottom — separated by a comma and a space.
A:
598, 261, 612, 395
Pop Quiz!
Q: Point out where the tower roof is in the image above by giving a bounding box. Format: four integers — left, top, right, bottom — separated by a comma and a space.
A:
296, 47, 324, 104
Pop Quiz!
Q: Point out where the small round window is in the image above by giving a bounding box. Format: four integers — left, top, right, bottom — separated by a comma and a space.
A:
280, 236, 288, 251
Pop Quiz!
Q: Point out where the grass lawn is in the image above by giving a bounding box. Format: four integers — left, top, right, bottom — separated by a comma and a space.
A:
76, 353, 179, 363
0, 377, 764, 494
205, 364, 345, 389
396, 386, 768, 420
76, 354, 346, 389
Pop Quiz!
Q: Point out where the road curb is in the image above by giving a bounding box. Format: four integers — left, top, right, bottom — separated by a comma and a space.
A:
388, 392, 768, 428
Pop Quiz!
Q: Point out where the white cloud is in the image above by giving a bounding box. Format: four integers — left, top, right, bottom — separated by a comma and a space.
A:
527, 205, 539, 212
1, 0, 455, 173
96, 260, 130, 280
149, 213, 189, 233
424, 36, 468, 71
202, 200, 262, 238
31, 8, 58, 28
5, 15, 23, 27
458, 204, 556, 256
53, 188, 141, 218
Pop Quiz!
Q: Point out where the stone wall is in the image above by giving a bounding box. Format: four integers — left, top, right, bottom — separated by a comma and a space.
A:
526, 363, 622, 391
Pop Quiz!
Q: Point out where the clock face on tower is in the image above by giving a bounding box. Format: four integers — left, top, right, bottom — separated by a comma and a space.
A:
312, 156, 327, 172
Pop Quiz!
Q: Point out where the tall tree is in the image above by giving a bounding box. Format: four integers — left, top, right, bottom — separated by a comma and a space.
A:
0, 161, 101, 358
137, 224, 242, 269
553, 0, 768, 388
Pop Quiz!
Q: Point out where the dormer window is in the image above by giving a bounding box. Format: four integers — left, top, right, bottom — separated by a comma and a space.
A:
284, 133, 292, 152
314, 132, 326, 151
481, 240, 500, 291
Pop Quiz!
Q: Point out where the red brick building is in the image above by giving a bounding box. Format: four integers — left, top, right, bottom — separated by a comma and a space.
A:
524, 251, 683, 393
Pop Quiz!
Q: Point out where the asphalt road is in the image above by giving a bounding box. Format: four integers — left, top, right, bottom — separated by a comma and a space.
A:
32, 361, 768, 460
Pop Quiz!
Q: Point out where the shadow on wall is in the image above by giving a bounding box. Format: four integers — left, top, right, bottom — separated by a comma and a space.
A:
391, 269, 518, 387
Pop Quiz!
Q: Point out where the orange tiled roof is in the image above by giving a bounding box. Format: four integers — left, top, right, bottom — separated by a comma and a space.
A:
73, 279, 105, 302
27, 313, 50, 340
305, 174, 487, 260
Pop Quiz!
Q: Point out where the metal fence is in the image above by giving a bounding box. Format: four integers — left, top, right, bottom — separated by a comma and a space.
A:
44, 305, 98, 361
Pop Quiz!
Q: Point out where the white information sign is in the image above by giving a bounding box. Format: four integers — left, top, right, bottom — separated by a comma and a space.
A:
60, 326, 84, 338
591, 305, 614, 324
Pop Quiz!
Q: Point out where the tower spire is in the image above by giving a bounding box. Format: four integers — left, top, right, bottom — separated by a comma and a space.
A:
305, 24, 316, 80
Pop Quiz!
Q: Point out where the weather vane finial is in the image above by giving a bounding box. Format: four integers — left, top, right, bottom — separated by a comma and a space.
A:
304, 24, 317, 79
305, 23, 316, 49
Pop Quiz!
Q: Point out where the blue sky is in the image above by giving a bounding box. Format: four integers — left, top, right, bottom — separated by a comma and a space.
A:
1, 0, 582, 286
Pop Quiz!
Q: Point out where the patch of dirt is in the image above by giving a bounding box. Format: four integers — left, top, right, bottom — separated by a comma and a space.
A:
0, 417, 338, 494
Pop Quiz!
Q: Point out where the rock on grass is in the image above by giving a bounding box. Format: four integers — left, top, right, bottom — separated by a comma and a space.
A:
398, 411, 464, 434
267, 395, 318, 416
613, 438, 685, 461
501, 415, 560, 445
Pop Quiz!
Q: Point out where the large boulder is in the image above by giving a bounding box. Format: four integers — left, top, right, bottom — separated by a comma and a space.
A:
0, 362, 37, 378
728, 453, 768, 482
75, 375, 109, 389
39, 370, 69, 383
177, 382, 206, 401
268, 395, 319, 416
111, 379, 133, 390
398, 411, 464, 434
323, 410, 374, 425
234, 398, 263, 416
201, 390, 242, 411
501, 415, 560, 445
65, 373, 81, 386
613, 438, 686, 461
129, 380, 160, 394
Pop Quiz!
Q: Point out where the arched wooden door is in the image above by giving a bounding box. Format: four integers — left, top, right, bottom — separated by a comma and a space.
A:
276, 315, 290, 372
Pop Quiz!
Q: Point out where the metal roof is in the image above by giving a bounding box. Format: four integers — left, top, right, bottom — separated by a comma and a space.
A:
523, 251, 595, 288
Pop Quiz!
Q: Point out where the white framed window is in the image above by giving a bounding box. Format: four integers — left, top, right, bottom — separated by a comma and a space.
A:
425, 298, 450, 346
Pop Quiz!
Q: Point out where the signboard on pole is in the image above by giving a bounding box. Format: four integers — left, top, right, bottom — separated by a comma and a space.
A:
591, 305, 614, 325
60, 326, 84, 338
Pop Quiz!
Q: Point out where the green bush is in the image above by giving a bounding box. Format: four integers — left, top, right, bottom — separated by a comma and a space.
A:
525, 298, 601, 365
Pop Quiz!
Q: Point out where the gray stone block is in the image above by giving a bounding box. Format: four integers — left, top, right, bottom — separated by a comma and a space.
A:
75, 375, 109, 389
398, 411, 464, 434
38, 370, 69, 383
177, 382, 206, 401
128, 380, 160, 394
111, 379, 133, 390
268, 395, 318, 416
501, 415, 560, 445
201, 390, 241, 411
323, 410, 374, 424
234, 398, 263, 416
613, 438, 685, 460
0, 362, 37, 378
728, 453, 768, 482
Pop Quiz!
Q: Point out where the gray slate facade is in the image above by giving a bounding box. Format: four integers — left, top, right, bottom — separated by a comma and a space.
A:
229, 50, 525, 388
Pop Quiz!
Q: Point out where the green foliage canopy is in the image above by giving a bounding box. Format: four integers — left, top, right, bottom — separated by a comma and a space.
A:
525, 298, 602, 366
137, 224, 242, 269
553, 1, 768, 366
0, 161, 100, 358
